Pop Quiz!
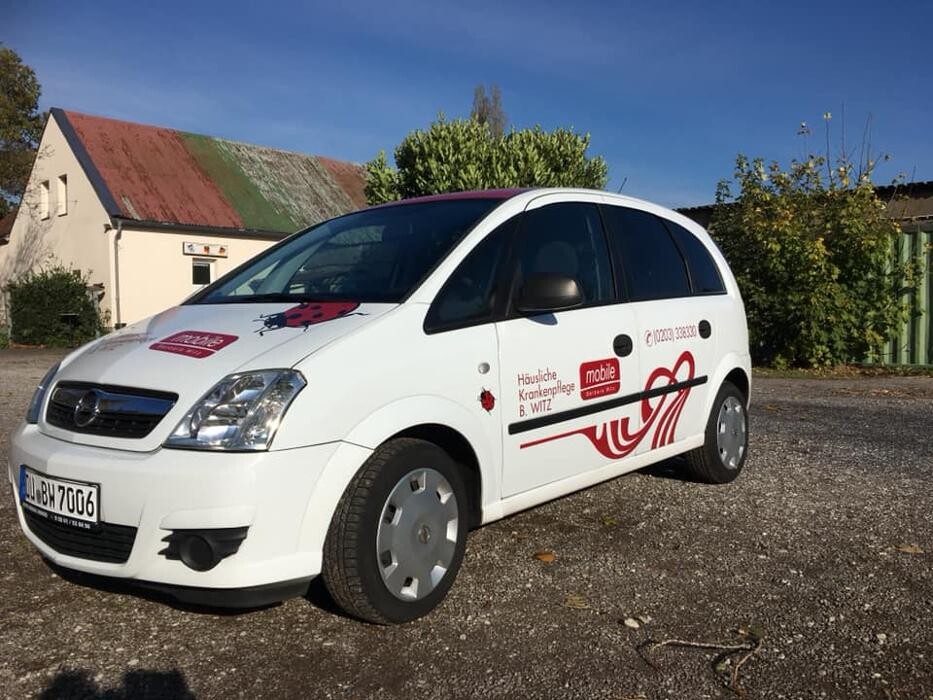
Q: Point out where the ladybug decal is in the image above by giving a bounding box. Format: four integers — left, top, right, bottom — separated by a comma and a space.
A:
479, 388, 495, 412
255, 302, 362, 336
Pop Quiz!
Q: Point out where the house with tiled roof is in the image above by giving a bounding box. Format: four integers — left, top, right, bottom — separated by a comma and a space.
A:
0, 108, 367, 327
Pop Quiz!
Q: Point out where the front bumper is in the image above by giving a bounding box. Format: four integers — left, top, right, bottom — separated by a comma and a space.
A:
8, 422, 351, 601
44, 560, 314, 608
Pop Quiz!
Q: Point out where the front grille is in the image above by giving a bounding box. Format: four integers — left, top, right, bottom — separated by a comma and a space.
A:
24, 509, 137, 564
46, 382, 177, 438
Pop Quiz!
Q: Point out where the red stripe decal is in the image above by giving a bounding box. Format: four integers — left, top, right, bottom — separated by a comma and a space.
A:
520, 351, 696, 459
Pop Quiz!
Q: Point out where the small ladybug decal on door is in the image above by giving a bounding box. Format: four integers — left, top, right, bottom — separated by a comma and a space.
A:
479, 389, 496, 412
255, 302, 361, 336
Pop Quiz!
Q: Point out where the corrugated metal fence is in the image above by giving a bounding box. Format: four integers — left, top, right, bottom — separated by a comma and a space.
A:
884, 225, 933, 365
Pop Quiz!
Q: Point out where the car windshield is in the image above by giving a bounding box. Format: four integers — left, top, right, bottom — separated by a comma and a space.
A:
189, 199, 500, 305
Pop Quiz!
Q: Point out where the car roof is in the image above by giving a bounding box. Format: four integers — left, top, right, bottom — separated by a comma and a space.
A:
370, 189, 530, 208
368, 188, 706, 237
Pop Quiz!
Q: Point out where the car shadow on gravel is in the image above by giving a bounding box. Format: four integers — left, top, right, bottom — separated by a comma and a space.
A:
304, 576, 356, 619
39, 668, 196, 699
639, 456, 699, 482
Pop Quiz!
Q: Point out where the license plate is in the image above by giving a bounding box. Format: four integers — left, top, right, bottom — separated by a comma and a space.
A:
19, 466, 100, 529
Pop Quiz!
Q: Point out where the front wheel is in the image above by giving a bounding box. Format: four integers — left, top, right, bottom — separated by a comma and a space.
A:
684, 380, 749, 483
322, 438, 468, 624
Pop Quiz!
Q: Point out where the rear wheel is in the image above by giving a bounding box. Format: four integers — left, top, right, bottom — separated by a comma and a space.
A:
684, 381, 748, 483
322, 438, 468, 624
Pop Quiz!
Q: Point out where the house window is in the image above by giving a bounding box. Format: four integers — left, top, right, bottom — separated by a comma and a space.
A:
56, 175, 68, 215
39, 181, 50, 219
192, 259, 213, 286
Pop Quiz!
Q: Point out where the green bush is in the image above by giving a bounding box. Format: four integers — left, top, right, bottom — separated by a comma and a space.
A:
711, 154, 914, 367
6, 266, 105, 347
365, 115, 608, 204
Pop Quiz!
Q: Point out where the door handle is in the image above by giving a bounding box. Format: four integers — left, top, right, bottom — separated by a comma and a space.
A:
699, 320, 712, 339
613, 334, 633, 357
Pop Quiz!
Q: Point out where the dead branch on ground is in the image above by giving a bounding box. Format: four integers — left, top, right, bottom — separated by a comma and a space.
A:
642, 631, 763, 697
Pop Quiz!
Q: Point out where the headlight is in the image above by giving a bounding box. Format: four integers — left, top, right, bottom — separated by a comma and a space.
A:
164, 369, 306, 451
26, 362, 61, 424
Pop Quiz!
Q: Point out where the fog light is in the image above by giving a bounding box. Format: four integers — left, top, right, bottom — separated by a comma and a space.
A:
180, 535, 215, 571
160, 527, 249, 572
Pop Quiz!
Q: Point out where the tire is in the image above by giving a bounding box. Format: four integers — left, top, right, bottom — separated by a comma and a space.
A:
322, 438, 468, 624
684, 380, 749, 484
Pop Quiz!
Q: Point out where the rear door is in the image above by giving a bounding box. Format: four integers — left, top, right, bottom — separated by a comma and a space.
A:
495, 196, 642, 498
600, 205, 719, 453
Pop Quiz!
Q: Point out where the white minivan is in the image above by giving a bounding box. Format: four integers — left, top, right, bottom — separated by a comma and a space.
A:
9, 188, 750, 623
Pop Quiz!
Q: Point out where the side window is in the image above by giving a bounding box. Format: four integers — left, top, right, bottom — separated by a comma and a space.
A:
664, 221, 726, 294
602, 206, 690, 301
512, 202, 613, 307
425, 218, 514, 332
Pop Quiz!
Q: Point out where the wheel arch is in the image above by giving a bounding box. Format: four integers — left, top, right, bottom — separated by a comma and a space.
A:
724, 366, 750, 406
341, 396, 499, 525
703, 353, 752, 419
390, 423, 483, 528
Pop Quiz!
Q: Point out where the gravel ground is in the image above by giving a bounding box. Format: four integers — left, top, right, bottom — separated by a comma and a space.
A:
1, 348, 931, 699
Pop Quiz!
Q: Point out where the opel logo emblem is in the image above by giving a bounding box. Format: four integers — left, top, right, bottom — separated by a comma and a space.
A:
73, 390, 101, 428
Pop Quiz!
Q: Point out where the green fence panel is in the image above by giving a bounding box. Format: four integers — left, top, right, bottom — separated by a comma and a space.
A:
923, 229, 932, 365
881, 227, 931, 366
900, 231, 913, 364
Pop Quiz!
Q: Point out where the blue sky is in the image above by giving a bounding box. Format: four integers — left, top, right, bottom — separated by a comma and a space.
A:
7, 0, 933, 207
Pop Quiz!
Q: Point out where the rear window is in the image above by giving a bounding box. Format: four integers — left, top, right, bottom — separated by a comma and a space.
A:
189, 200, 499, 305
665, 221, 726, 294
601, 206, 691, 301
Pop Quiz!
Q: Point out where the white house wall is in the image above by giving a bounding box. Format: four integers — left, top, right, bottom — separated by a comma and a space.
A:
0, 115, 113, 325
116, 227, 274, 324
0, 113, 284, 329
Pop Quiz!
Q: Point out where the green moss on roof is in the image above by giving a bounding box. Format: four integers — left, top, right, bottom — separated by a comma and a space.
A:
216, 139, 358, 228
181, 132, 298, 232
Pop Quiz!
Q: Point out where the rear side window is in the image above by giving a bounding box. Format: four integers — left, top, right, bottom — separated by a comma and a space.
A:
512, 203, 613, 306
601, 206, 690, 301
664, 221, 726, 294
425, 218, 515, 332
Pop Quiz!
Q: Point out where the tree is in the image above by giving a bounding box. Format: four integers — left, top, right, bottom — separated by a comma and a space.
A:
364, 114, 608, 204
710, 149, 913, 367
472, 84, 507, 138
0, 46, 45, 218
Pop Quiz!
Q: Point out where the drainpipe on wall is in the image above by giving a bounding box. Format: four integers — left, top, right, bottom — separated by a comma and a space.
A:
106, 220, 124, 329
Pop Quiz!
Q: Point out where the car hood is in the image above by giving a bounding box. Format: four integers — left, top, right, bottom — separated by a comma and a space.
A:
42, 301, 395, 451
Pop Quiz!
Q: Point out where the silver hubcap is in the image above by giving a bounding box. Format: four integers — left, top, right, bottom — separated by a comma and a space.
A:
376, 468, 459, 601
716, 396, 747, 469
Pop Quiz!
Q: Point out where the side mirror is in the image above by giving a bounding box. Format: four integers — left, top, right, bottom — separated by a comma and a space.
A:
516, 273, 584, 314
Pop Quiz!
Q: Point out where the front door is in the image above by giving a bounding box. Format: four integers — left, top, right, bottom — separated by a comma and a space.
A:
496, 198, 642, 498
